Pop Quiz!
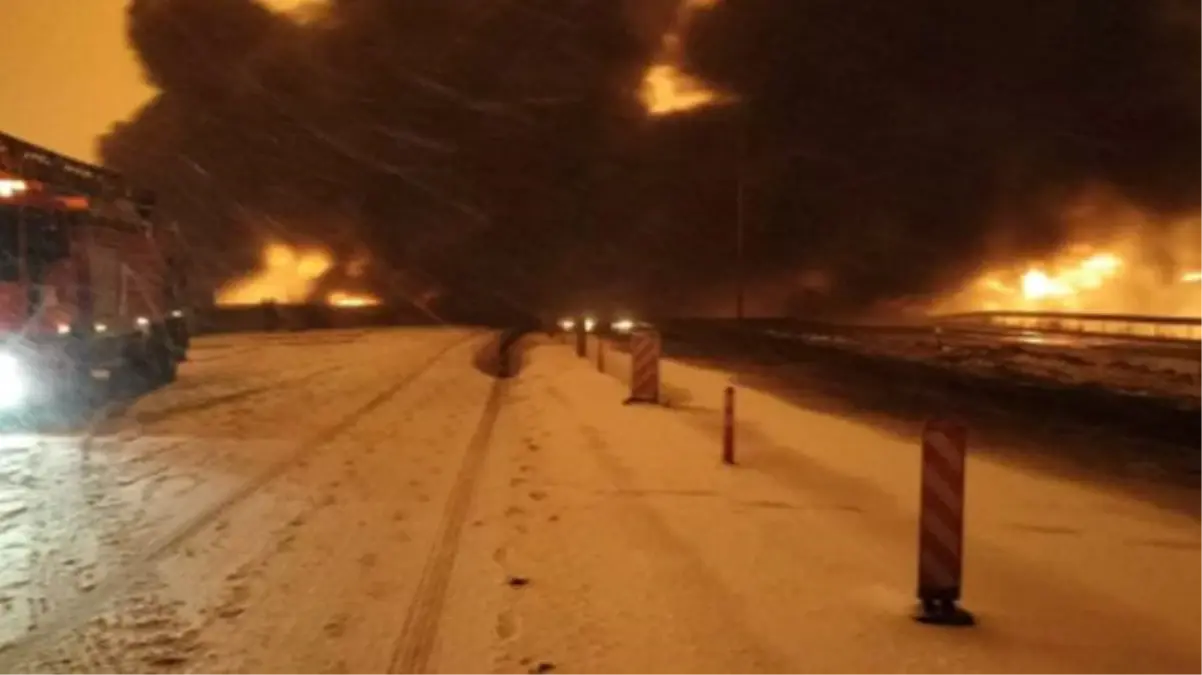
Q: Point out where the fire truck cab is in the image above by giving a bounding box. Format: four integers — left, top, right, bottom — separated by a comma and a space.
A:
0, 131, 189, 411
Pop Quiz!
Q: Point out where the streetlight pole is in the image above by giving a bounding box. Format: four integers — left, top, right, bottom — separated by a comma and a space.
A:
734, 108, 746, 322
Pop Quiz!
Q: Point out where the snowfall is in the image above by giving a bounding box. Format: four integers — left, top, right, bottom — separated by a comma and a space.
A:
0, 327, 1197, 673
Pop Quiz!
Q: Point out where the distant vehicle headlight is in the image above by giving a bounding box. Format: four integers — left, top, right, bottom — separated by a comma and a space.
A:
583, 317, 597, 333
611, 318, 635, 333
558, 318, 576, 331
0, 353, 28, 409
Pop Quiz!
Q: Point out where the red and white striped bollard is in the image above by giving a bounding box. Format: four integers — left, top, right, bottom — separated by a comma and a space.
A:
624, 329, 661, 404
915, 418, 973, 626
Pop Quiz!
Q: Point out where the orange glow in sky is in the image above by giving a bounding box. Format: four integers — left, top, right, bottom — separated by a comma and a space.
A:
1, 0, 723, 154
0, 1, 155, 162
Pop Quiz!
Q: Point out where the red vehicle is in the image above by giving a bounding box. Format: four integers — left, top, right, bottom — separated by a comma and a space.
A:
0, 131, 189, 410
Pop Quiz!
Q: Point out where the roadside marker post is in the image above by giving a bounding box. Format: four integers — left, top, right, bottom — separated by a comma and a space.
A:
262, 300, 280, 332
624, 328, 661, 405
596, 336, 606, 372
722, 385, 735, 464
915, 418, 974, 626
575, 322, 587, 358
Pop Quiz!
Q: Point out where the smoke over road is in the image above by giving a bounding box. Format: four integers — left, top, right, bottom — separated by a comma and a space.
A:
100, 0, 1199, 317
672, 0, 1201, 315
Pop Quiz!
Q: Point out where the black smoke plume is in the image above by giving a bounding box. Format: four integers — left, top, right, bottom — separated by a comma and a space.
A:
100, 0, 1199, 316
675, 0, 1200, 313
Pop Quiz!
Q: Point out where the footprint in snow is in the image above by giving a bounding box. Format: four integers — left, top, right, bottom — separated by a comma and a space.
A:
323, 613, 349, 638
495, 610, 517, 640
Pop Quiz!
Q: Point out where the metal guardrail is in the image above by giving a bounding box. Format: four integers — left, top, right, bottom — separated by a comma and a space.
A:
933, 311, 1202, 342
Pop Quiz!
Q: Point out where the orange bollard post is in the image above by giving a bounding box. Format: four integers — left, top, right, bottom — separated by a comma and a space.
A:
914, 419, 973, 626
575, 324, 586, 358
722, 385, 735, 465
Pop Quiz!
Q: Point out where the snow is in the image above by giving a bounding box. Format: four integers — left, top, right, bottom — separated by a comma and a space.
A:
0, 327, 487, 672
482, 337, 1200, 673
0, 327, 1197, 672
763, 327, 1201, 403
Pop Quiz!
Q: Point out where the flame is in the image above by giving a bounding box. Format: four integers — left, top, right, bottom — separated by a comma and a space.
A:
1019, 269, 1070, 300
1017, 253, 1123, 301
640, 64, 719, 115
953, 249, 1130, 312
327, 290, 380, 308
217, 242, 333, 305
941, 245, 1200, 317
640, 0, 724, 116
255, 0, 326, 23
977, 276, 1013, 294
933, 191, 1201, 317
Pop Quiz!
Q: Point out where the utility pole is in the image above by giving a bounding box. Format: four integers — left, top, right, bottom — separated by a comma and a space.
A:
734, 108, 747, 322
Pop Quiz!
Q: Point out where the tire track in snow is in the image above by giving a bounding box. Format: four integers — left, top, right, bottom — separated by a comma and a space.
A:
85, 361, 347, 439
0, 332, 480, 670
79, 330, 375, 437
388, 371, 510, 674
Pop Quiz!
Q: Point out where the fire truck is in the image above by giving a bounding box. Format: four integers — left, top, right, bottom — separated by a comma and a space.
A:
0, 131, 189, 411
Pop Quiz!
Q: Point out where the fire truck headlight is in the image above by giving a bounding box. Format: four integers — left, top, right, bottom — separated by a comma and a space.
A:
0, 354, 28, 409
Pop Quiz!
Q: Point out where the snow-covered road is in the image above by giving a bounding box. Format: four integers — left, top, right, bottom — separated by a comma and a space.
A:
0, 328, 1196, 673
0, 328, 492, 672
564, 334, 1199, 672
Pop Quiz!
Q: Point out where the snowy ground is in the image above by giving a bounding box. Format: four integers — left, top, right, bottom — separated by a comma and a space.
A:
761, 326, 1200, 403
0, 327, 487, 672
0, 328, 1197, 672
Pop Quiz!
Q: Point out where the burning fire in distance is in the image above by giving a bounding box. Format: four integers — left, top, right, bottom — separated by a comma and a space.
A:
933, 200, 1201, 317
217, 242, 381, 308
639, 0, 725, 116
326, 290, 380, 308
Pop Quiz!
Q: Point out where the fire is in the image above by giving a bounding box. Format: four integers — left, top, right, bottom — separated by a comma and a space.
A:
1019, 269, 1069, 300
640, 0, 724, 116
255, 0, 327, 23
640, 64, 718, 115
327, 291, 380, 308
958, 249, 1136, 312
943, 246, 1200, 317
217, 242, 333, 305
1017, 253, 1123, 301
933, 190, 1201, 318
